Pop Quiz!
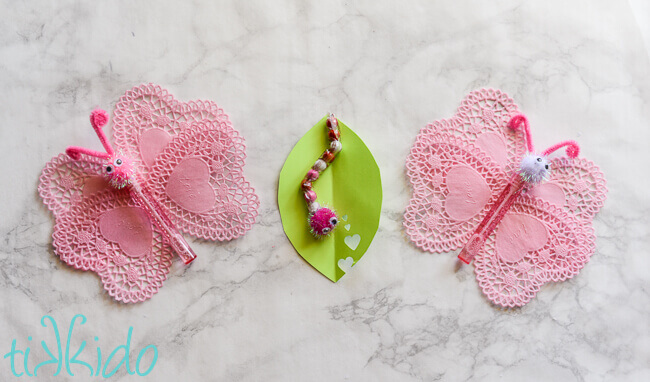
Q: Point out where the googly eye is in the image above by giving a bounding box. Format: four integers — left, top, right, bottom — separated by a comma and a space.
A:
536, 157, 542, 162
114, 158, 123, 167
329, 217, 338, 226
322, 227, 331, 234
105, 165, 114, 174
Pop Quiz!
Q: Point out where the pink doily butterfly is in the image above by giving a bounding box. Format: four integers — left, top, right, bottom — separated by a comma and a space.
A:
38, 84, 259, 303
404, 89, 607, 307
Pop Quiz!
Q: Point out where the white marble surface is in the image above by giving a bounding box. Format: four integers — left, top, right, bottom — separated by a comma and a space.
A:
1, 0, 649, 380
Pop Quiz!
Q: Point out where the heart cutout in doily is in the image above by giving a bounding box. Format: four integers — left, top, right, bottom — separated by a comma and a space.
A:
165, 158, 216, 213
99, 207, 153, 258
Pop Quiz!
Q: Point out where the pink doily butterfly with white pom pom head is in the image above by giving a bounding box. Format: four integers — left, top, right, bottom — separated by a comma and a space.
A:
39, 84, 259, 303
404, 89, 607, 308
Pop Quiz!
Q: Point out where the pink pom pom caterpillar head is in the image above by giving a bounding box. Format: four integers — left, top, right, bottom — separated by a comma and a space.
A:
309, 207, 339, 237
65, 108, 136, 189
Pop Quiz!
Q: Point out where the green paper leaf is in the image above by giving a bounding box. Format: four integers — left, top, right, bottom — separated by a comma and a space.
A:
278, 115, 382, 282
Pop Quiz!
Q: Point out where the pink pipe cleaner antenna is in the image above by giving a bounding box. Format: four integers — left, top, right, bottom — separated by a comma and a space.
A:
66, 109, 114, 160
508, 114, 580, 159
542, 140, 580, 159
508, 114, 534, 153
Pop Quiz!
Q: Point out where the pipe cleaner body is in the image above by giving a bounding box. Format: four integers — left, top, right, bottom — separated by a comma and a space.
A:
302, 114, 342, 237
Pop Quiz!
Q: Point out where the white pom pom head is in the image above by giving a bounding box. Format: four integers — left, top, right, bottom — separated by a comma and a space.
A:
519, 154, 550, 184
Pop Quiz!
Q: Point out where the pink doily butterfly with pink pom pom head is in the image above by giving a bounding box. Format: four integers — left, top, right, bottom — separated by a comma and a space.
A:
39, 84, 259, 303
404, 89, 607, 308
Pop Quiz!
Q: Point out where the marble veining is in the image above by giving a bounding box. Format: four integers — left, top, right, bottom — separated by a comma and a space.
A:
1, 0, 649, 380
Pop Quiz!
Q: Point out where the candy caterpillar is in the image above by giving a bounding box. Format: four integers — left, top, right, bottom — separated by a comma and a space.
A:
301, 114, 343, 237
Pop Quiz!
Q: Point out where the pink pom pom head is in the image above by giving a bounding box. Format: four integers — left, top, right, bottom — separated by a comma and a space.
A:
309, 207, 339, 237
104, 154, 135, 189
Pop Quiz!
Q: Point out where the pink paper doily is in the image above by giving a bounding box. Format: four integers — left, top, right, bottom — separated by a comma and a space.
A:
404, 88, 607, 307
39, 84, 259, 303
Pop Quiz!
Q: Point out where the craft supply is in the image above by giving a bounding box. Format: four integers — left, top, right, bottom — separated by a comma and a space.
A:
302, 114, 342, 237
278, 114, 382, 282
457, 114, 581, 265
67, 109, 198, 264
39, 84, 259, 303
404, 89, 607, 307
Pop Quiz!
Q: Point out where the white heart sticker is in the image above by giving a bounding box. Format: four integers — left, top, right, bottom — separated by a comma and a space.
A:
337, 256, 355, 273
344, 234, 361, 251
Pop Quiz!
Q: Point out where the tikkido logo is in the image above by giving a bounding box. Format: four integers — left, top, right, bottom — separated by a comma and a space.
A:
3, 315, 158, 378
